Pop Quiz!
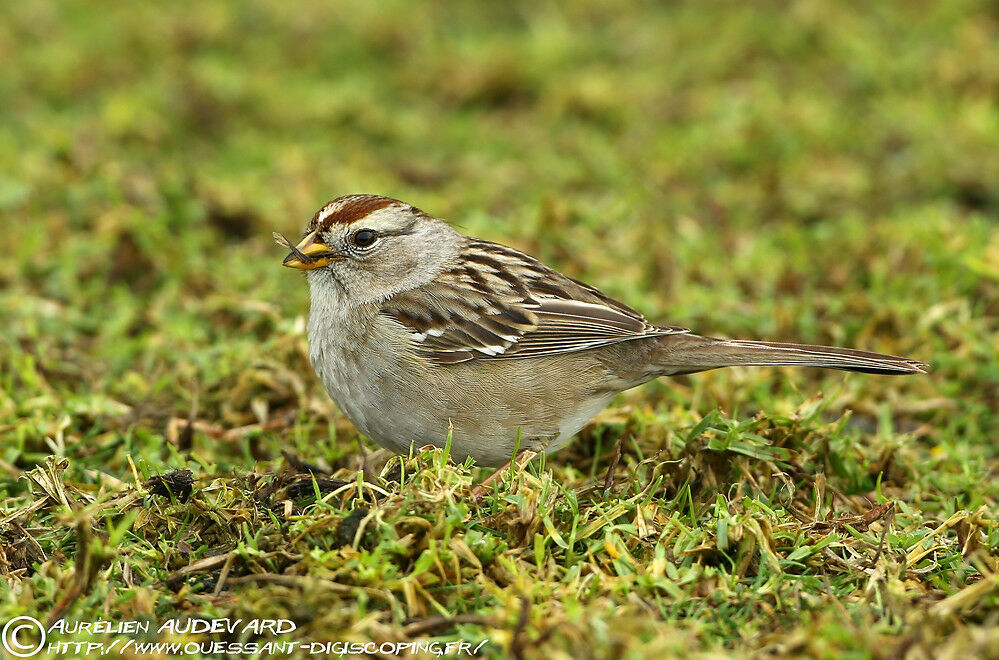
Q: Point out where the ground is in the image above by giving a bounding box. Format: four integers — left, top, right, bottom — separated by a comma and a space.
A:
1, 1, 998, 658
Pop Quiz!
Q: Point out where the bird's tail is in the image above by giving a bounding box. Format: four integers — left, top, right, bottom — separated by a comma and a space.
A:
657, 334, 928, 376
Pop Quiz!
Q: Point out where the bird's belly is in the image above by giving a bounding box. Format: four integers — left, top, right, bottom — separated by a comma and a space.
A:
311, 345, 417, 453
311, 332, 462, 455
311, 324, 621, 466
545, 393, 618, 454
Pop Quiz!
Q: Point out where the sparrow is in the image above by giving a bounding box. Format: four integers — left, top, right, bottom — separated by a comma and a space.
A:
280, 194, 927, 467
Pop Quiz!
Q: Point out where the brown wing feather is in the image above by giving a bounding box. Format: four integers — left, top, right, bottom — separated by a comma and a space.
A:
380, 239, 689, 364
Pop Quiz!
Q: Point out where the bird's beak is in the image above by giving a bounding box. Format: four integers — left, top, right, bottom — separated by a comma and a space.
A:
282, 231, 339, 270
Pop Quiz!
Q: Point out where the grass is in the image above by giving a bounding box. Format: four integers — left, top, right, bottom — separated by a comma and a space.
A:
1, 0, 998, 657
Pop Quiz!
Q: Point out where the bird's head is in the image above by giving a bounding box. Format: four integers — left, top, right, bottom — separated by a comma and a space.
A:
280, 194, 461, 305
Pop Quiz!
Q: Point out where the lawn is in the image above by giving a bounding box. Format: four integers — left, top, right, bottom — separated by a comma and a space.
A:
1, 1, 998, 657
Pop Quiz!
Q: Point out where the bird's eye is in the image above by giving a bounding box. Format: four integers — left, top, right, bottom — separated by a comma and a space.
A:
352, 229, 377, 248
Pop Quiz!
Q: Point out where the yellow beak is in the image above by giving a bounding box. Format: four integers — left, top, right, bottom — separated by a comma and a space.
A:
282, 231, 338, 270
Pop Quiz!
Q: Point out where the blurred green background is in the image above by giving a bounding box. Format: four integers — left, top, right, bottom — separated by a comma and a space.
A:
1, 0, 997, 656
3, 0, 996, 462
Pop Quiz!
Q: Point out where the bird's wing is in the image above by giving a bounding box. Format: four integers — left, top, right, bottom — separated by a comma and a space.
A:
379, 239, 689, 364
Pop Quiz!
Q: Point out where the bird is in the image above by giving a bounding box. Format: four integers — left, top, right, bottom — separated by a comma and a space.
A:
279, 194, 927, 469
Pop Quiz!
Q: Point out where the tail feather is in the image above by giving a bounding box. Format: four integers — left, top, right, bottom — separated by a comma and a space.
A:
658, 335, 928, 376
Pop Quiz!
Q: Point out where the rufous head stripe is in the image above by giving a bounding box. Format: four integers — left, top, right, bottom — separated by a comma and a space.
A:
310, 195, 400, 231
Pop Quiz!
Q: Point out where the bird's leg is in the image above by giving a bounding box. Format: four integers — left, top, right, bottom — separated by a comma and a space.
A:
470, 448, 539, 500
357, 436, 374, 481
471, 435, 555, 501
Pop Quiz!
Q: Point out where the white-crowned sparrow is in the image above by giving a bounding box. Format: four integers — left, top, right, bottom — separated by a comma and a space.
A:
280, 194, 927, 467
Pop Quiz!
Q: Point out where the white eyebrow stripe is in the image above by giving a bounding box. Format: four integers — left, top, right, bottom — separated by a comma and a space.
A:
315, 203, 337, 226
